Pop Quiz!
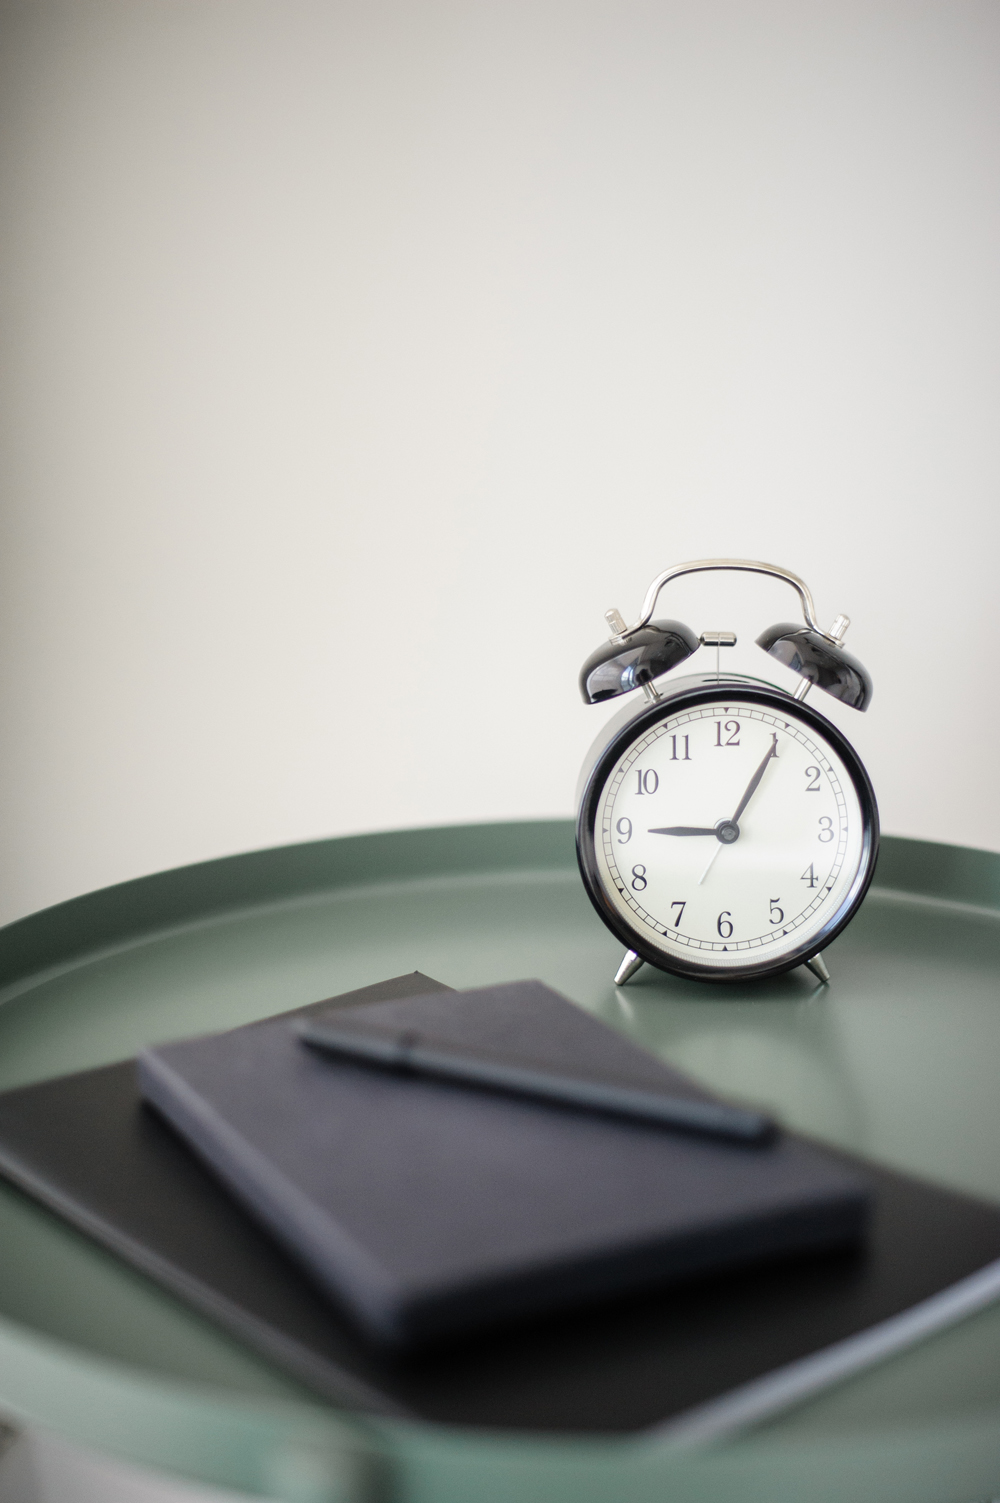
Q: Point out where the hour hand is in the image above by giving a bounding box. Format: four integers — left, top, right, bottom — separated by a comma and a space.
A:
648, 826, 717, 836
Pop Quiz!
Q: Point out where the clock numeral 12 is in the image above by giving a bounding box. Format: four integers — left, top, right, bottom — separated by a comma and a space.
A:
714, 720, 741, 747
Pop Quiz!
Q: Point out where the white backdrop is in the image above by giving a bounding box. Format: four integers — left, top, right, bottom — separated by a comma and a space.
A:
0, 0, 998, 924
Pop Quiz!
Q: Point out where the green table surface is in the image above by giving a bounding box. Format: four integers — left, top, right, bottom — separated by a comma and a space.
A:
0, 821, 999, 1502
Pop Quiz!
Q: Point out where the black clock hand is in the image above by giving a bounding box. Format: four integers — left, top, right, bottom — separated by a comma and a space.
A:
696, 734, 779, 886
729, 734, 779, 825
648, 826, 718, 836
651, 734, 778, 860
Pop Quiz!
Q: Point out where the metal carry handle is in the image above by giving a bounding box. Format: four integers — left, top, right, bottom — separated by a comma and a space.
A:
608, 559, 847, 645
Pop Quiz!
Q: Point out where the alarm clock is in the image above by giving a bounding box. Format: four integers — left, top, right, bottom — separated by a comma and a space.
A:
575, 559, 879, 986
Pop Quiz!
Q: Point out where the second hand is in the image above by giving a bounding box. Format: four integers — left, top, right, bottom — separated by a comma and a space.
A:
698, 843, 722, 886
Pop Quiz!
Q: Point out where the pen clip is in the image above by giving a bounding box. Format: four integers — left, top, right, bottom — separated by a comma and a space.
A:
394, 1030, 421, 1072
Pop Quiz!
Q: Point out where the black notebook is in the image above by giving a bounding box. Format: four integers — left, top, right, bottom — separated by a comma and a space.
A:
136, 980, 870, 1348
1, 972, 1000, 1440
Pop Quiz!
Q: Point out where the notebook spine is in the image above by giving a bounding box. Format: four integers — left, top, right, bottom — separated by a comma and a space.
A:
136, 1050, 403, 1341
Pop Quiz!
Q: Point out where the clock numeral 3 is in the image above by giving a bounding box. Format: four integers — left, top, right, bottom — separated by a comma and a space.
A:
714, 720, 741, 747
630, 865, 648, 891
818, 816, 834, 843
616, 817, 632, 844
716, 911, 734, 938
635, 769, 659, 795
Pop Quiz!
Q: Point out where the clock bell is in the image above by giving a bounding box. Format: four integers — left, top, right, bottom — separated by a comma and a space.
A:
579, 558, 872, 711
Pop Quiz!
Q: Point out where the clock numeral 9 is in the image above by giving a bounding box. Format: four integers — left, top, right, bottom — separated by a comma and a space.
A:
635, 769, 659, 795
769, 899, 784, 924
716, 911, 733, 939
714, 720, 741, 747
616, 817, 632, 844
631, 865, 647, 891
818, 816, 834, 843
805, 766, 821, 792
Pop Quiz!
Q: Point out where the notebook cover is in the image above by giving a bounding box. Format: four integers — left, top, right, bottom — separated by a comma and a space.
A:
136, 981, 870, 1348
0, 972, 999, 1438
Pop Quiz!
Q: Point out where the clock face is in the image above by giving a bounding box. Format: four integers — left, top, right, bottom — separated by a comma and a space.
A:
581, 691, 875, 976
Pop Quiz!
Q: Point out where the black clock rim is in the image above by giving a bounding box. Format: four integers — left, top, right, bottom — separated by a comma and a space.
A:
575, 681, 880, 984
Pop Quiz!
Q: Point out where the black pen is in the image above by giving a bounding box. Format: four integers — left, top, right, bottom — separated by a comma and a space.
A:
296, 1021, 777, 1145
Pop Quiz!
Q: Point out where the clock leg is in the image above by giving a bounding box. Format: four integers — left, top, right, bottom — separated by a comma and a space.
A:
803, 953, 831, 984
614, 950, 645, 986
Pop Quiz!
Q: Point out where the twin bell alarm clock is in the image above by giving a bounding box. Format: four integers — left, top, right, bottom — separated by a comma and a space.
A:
575, 560, 878, 986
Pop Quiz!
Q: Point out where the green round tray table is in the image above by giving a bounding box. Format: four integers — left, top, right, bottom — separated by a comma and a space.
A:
0, 821, 999, 1502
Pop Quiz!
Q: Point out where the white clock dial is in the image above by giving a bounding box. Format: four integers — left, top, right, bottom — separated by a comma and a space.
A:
592, 700, 866, 970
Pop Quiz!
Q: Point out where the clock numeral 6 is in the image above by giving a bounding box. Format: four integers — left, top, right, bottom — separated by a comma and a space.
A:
630, 865, 647, 891
635, 769, 659, 795
616, 817, 632, 844
769, 899, 784, 924
818, 816, 834, 843
716, 911, 733, 939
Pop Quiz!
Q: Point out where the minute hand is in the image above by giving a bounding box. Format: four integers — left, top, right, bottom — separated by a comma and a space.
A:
730, 735, 778, 825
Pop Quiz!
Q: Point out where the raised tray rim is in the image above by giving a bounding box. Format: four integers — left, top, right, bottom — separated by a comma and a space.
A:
0, 824, 997, 997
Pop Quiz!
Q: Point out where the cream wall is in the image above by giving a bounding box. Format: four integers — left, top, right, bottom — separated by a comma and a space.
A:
0, 0, 998, 924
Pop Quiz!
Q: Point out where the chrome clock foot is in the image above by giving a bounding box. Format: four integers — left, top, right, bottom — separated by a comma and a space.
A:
614, 950, 645, 986
803, 953, 831, 984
